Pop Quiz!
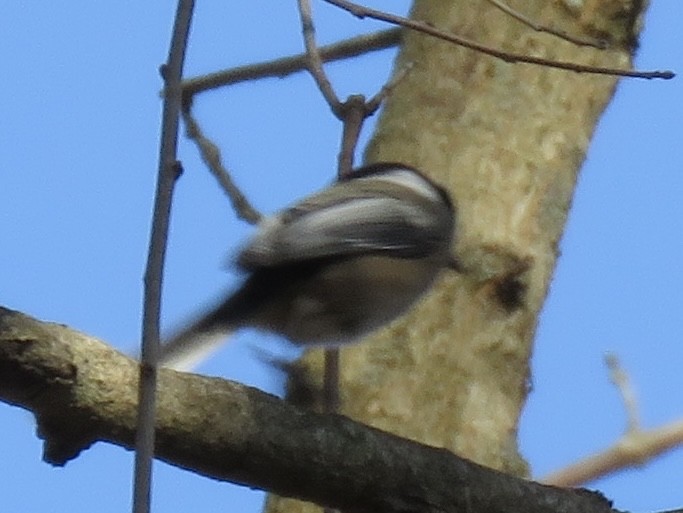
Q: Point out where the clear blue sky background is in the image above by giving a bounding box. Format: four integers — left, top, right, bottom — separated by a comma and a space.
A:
2, 2, 681, 512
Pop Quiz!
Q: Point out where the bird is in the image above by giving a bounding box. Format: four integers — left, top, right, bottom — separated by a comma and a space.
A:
158, 162, 459, 371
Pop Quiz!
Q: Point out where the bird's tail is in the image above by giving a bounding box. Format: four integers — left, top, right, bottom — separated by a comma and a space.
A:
158, 327, 233, 371
157, 295, 245, 371
156, 272, 272, 371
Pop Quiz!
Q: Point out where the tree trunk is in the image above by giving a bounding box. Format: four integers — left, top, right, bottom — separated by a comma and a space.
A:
268, 0, 642, 511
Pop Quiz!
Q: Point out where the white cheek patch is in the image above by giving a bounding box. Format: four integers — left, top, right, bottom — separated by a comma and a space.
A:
370, 169, 442, 203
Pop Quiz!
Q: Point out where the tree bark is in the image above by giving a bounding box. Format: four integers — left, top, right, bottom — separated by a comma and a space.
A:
0, 306, 619, 513
270, 0, 644, 512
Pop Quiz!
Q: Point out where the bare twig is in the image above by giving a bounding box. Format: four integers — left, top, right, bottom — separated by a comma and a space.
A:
365, 61, 413, 112
541, 418, 683, 487
181, 29, 401, 97
323, 349, 341, 416
541, 356, 683, 487
605, 353, 640, 432
291, 14, 417, 513
333, 96, 365, 174
293, 8, 359, 512
323, 0, 674, 80
292, 3, 416, 444
297, 0, 342, 113
333, 62, 413, 173
133, 1, 195, 513
181, 106, 262, 224
485, 0, 607, 49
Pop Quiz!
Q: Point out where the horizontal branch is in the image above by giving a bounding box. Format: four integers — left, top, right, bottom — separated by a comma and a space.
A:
0, 306, 641, 513
181, 28, 401, 96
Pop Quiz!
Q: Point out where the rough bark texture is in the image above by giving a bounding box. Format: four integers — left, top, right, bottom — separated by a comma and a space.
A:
0, 307, 621, 513
269, 1, 644, 512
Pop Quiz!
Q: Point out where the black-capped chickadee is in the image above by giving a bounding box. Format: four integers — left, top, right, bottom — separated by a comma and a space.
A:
160, 162, 458, 370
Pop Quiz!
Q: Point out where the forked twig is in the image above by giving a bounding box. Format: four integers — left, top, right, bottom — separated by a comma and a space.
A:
292, 10, 416, 513
605, 352, 640, 432
541, 417, 683, 487
541, 355, 683, 486
365, 61, 414, 112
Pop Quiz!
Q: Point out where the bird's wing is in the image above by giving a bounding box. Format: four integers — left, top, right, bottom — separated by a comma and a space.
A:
238, 193, 444, 269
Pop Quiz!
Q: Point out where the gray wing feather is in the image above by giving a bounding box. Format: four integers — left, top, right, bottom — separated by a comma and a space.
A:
239, 196, 441, 268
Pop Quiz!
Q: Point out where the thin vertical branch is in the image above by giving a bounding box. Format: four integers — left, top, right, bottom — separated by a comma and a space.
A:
322, 0, 673, 79
294, 0, 413, 447
335, 95, 367, 175
605, 353, 641, 432
323, 350, 341, 415
133, 1, 195, 513
293, 7, 370, 513
292, 13, 423, 513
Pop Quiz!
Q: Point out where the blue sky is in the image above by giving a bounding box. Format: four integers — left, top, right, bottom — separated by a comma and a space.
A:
1, 2, 681, 512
